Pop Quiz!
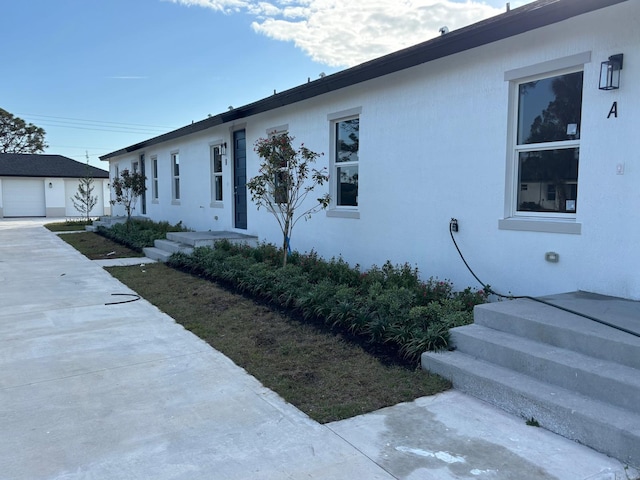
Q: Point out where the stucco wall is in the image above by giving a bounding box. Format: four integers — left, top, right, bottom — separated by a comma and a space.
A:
105, 2, 640, 300
0, 177, 110, 218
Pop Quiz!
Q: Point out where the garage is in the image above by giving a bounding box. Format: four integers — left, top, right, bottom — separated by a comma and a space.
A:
0, 153, 109, 219
2, 178, 46, 217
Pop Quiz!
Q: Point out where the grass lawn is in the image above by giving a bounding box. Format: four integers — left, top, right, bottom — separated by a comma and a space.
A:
45, 221, 93, 232
59, 232, 144, 260
107, 262, 450, 423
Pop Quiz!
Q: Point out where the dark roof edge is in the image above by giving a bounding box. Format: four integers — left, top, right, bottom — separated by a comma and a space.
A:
0, 172, 109, 178
100, 0, 627, 161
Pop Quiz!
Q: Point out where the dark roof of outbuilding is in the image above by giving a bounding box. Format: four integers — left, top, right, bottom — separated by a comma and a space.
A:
0, 154, 109, 178
100, 0, 628, 161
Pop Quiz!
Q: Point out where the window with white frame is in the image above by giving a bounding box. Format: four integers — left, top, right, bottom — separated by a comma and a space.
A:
333, 116, 359, 207
513, 69, 582, 215
152, 156, 158, 201
210, 145, 223, 203
171, 152, 180, 201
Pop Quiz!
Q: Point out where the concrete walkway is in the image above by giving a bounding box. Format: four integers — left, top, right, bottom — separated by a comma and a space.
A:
0, 218, 635, 480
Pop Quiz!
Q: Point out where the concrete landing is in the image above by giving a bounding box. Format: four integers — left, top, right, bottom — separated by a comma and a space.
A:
539, 291, 640, 337
166, 230, 259, 248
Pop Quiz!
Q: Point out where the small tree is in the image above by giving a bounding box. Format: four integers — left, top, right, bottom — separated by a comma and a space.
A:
71, 161, 98, 223
246, 133, 330, 266
110, 169, 146, 223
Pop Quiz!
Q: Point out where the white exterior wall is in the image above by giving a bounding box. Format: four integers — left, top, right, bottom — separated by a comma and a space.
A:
64, 179, 106, 217
105, 2, 640, 300
0, 177, 109, 218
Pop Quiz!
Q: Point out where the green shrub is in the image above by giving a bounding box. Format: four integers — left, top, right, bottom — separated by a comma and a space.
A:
97, 219, 187, 252
167, 242, 488, 362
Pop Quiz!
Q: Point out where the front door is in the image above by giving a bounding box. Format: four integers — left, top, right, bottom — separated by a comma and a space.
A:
233, 129, 247, 229
140, 154, 146, 215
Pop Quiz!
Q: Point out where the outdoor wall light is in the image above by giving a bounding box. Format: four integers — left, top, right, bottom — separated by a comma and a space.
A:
599, 53, 623, 90
48, 182, 53, 189
220, 142, 228, 155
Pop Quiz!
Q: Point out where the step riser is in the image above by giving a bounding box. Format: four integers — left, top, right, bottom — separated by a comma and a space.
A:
142, 247, 172, 263
153, 239, 193, 255
166, 232, 258, 248
474, 305, 640, 370
451, 328, 640, 414
423, 352, 640, 468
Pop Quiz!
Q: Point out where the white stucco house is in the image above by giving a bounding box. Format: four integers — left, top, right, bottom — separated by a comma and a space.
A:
0, 154, 110, 218
101, 0, 639, 301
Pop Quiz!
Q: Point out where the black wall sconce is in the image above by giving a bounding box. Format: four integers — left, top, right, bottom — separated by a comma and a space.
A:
220, 142, 228, 155
599, 53, 623, 90
48, 182, 53, 189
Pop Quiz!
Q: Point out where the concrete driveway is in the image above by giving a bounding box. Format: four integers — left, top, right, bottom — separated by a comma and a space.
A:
0, 219, 634, 480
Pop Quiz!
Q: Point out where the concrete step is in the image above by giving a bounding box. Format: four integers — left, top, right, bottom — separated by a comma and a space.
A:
154, 239, 194, 255
422, 350, 640, 468
166, 231, 258, 248
93, 216, 128, 228
474, 299, 640, 370
450, 324, 640, 414
142, 247, 173, 263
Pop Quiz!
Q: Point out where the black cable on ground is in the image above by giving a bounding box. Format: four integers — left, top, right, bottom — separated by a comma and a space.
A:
105, 293, 141, 305
449, 221, 640, 338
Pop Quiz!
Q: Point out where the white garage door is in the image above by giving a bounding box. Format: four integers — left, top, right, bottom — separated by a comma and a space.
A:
65, 179, 104, 217
2, 178, 46, 217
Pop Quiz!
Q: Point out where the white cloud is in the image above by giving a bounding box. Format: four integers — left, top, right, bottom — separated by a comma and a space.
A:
165, 0, 250, 13
168, 0, 532, 67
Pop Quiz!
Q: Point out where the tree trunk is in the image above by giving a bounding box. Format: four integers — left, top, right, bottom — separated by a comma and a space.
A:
282, 216, 291, 267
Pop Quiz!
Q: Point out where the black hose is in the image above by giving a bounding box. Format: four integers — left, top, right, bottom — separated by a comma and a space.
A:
105, 293, 141, 305
449, 222, 640, 338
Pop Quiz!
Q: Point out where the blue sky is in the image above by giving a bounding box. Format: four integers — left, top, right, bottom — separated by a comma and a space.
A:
2, 0, 534, 169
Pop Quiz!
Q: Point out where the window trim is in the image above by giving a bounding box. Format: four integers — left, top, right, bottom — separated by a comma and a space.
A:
151, 156, 159, 203
210, 143, 224, 208
327, 107, 361, 219
171, 151, 180, 204
501, 55, 589, 234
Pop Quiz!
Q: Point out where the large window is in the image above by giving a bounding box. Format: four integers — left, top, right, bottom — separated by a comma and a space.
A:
514, 70, 582, 215
211, 145, 223, 203
171, 152, 180, 202
152, 157, 158, 201
334, 117, 359, 207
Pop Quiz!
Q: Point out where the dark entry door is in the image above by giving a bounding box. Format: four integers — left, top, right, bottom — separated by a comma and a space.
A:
140, 154, 147, 215
233, 129, 247, 229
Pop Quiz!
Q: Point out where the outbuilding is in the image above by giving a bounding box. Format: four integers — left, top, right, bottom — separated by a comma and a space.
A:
0, 154, 110, 218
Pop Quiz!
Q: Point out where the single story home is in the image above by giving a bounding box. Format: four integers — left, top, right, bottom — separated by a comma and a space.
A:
101, 0, 639, 301
0, 154, 110, 218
